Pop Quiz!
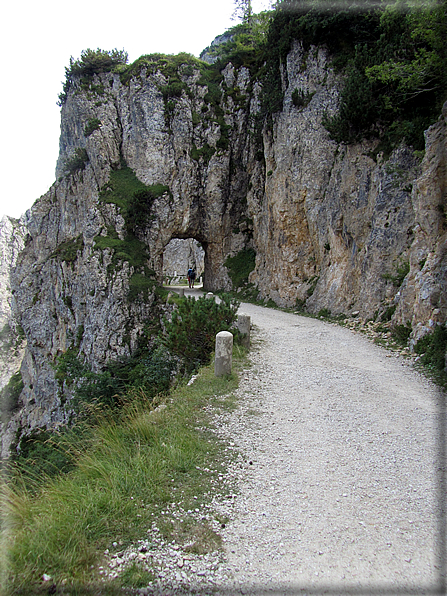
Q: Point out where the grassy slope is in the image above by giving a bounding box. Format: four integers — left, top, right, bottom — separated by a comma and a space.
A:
1, 348, 246, 594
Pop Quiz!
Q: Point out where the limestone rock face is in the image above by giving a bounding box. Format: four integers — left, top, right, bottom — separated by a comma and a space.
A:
1, 39, 447, 453
395, 106, 447, 339
163, 239, 205, 279
249, 42, 422, 320
0, 215, 27, 389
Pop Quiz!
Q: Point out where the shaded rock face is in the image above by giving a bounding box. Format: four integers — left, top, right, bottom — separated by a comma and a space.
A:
1, 40, 447, 453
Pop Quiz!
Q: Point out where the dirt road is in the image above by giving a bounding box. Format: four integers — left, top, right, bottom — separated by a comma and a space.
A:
215, 303, 445, 595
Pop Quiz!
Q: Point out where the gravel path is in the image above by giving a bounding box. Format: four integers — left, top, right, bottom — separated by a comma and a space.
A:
213, 303, 445, 595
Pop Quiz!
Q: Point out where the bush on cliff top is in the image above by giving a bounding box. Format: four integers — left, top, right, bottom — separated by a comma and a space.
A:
58, 48, 128, 105
57, 2, 446, 152
95, 163, 169, 287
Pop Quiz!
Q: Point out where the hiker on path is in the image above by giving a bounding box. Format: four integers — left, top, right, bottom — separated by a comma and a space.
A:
187, 268, 193, 288
190, 268, 196, 288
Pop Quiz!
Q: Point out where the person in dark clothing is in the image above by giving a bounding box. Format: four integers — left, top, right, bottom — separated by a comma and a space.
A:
190, 269, 196, 288
187, 268, 193, 288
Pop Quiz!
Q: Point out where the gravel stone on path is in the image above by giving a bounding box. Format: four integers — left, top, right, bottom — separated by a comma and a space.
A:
213, 303, 445, 595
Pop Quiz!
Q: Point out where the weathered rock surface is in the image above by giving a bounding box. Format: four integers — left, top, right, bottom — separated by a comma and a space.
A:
163, 238, 205, 280
1, 38, 446, 454
0, 215, 27, 389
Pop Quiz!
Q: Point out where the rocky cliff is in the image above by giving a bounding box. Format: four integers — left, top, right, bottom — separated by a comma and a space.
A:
1, 39, 446, 456
0, 216, 27, 389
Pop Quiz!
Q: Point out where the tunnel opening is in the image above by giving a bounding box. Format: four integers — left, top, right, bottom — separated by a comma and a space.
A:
162, 238, 206, 287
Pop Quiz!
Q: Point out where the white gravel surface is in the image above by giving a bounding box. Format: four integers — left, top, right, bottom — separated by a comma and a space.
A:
213, 303, 445, 595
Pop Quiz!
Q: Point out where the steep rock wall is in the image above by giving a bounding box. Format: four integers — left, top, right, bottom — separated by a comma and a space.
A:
1, 40, 446, 454
0, 215, 27, 389
249, 42, 423, 321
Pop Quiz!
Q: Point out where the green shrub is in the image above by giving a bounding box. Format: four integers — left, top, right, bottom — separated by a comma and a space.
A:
161, 80, 185, 100
10, 429, 78, 486
54, 348, 88, 387
128, 271, 157, 302
292, 88, 315, 108
58, 48, 128, 105
63, 148, 89, 175
261, 2, 447, 151
128, 341, 175, 394
224, 248, 256, 289
62, 338, 174, 417
84, 118, 101, 136
126, 185, 169, 235
392, 322, 412, 345
191, 143, 216, 164
51, 235, 84, 265
414, 324, 447, 374
163, 294, 240, 371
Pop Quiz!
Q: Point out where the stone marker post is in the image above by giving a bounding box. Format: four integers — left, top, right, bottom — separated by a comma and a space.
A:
237, 314, 251, 348
215, 331, 233, 376
178, 288, 184, 297
206, 292, 215, 300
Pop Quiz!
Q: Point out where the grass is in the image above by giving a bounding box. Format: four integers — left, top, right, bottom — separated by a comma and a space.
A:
95, 164, 169, 283
1, 347, 246, 594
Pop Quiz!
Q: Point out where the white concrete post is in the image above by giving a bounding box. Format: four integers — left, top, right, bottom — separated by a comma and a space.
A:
237, 313, 251, 348
206, 292, 215, 300
215, 331, 233, 376
178, 288, 184, 297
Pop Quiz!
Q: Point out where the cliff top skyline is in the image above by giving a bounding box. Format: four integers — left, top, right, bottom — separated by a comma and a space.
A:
0, 0, 271, 220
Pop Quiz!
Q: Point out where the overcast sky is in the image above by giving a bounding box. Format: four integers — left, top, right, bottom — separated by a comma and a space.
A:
0, 0, 271, 219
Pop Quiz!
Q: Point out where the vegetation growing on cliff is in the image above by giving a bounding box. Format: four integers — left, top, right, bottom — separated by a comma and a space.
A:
51, 235, 84, 265
224, 247, 256, 289
58, 48, 128, 106
63, 148, 89, 175
414, 323, 447, 386
95, 162, 169, 295
2, 290, 245, 592
264, 0, 447, 151
207, 0, 446, 151
0, 371, 23, 424
57, 2, 446, 154
84, 117, 101, 136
